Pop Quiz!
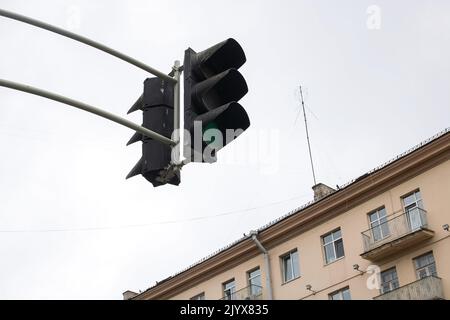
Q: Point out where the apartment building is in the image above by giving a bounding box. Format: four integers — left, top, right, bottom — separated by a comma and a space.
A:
124, 128, 450, 300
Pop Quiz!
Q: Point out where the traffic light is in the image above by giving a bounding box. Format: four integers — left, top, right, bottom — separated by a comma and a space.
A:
126, 78, 180, 187
184, 38, 250, 163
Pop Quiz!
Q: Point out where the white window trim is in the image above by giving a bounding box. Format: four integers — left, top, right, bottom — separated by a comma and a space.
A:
414, 252, 437, 279
329, 287, 351, 300
190, 292, 205, 300
281, 250, 299, 283
380, 268, 399, 294
322, 229, 344, 264
247, 268, 262, 295
369, 207, 389, 241
402, 190, 423, 211
248, 268, 261, 285
223, 279, 236, 299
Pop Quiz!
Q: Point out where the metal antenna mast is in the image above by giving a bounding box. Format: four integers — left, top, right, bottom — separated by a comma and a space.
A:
299, 86, 317, 185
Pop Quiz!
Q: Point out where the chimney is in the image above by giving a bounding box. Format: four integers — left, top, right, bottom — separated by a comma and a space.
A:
312, 183, 335, 201
123, 290, 139, 300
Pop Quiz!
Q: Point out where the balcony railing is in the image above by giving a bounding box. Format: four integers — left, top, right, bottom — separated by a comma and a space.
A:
220, 285, 263, 300
374, 275, 444, 300
361, 208, 434, 260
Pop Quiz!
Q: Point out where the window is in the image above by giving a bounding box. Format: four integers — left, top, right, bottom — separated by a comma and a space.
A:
322, 228, 345, 264
223, 279, 236, 300
368, 207, 390, 241
190, 292, 205, 300
281, 249, 300, 283
380, 267, 399, 294
414, 252, 437, 279
402, 190, 424, 210
247, 268, 262, 296
329, 287, 351, 300
402, 190, 425, 231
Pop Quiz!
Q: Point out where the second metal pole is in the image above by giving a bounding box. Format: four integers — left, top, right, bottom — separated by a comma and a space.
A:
0, 78, 176, 146
172, 60, 181, 164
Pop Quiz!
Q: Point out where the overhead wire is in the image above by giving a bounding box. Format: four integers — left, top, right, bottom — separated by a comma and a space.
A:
0, 194, 310, 233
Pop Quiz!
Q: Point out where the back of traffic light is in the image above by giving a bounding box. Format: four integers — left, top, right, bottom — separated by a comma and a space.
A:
126, 78, 180, 187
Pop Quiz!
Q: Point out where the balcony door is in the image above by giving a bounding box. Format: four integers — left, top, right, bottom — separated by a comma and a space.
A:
380, 267, 399, 294
402, 190, 424, 231
369, 207, 390, 242
247, 268, 262, 297
223, 279, 236, 300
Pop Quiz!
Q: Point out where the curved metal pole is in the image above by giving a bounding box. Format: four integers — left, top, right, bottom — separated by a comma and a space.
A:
0, 8, 176, 83
0, 79, 176, 146
172, 60, 181, 164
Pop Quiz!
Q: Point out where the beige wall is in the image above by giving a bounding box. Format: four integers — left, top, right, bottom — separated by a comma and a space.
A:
170, 159, 450, 300
170, 254, 266, 300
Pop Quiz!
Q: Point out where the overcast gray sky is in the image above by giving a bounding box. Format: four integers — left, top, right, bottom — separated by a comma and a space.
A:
0, 0, 449, 299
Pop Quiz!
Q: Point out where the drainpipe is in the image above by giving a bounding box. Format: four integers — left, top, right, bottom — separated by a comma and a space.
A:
250, 230, 273, 300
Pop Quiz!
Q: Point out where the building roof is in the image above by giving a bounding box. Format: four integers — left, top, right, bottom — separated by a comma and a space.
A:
133, 127, 450, 299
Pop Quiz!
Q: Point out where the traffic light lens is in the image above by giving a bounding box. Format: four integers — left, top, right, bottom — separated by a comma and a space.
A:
203, 121, 219, 146
195, 102, 250, 137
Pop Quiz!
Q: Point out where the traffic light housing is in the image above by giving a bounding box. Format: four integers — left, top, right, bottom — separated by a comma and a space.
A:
126, 78, 180, 187
184, 38, 250, 163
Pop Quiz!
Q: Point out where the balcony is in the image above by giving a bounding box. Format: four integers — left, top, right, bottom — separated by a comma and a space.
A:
220, 285, 263, 300
374, 276, 444, 300
361, 208, 434, 261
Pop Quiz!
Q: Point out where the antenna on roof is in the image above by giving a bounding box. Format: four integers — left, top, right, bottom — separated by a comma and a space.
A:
299, 85, 317, 186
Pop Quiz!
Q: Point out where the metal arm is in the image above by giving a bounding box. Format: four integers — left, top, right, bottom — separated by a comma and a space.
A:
0, 8, 176, 83
172, 60, 181, 164
0, 79, 176, 146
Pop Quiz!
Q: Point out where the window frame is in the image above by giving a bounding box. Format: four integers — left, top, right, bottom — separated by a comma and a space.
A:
322, 228, 345, 264
401, 189, 425, 230
401, 189, 424, 211
280, 249, 300, 283
247, 267, 262, 296
222, 278, 236, 300
380, 267, 399, 294
413, 251, 437, 279
368, 206, 390, 242
328, 286, 351, 300
190, 292, 205, 300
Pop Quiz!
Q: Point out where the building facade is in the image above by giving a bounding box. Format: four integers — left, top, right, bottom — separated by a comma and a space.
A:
125, 129, 450, 300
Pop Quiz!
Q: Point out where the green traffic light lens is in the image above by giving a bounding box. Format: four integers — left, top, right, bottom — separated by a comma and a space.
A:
203, 122, 219, 146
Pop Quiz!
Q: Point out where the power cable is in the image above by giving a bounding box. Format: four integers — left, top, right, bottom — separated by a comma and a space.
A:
0, 194, 310, 233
